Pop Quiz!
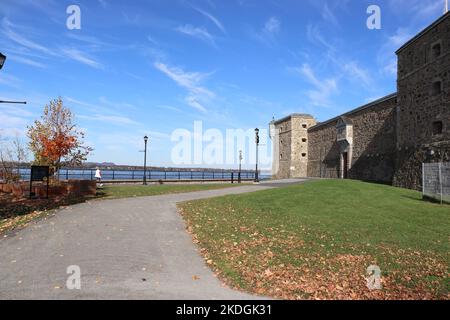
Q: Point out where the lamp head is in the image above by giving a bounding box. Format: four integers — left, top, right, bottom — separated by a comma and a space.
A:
0, 53, 6, 70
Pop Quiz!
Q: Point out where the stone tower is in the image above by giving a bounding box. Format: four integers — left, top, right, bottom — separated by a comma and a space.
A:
394, 12, 450, 189
270, 114, 316, 179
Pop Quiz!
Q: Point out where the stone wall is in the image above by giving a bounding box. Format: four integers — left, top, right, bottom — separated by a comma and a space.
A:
307, 121, 340, 178
272, 114, 316, 179
0, 180, 97, 199
308, 95, 397, 183
276, 117, 293, 179
290, 116, 316, 177
394, 13, 450, 190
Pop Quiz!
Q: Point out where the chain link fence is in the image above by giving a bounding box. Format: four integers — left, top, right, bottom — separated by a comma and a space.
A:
422, 162, 450, 204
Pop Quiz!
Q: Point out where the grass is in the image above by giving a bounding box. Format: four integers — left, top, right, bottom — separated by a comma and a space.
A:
98, 183, 238, 199
179, 179, 450, 300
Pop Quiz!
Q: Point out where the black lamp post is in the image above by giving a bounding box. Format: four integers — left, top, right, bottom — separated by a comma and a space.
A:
255, 128, 260, 183
238, 150, 243, 184
143, 136, 149, 185
0, 53, 6, 70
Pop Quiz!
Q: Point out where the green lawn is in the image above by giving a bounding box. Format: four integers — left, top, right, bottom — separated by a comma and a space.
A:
179, 179, 449, 300
99, 183, 238, 199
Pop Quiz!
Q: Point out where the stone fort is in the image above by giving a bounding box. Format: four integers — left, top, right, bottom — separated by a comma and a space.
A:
269, 12, 450, 190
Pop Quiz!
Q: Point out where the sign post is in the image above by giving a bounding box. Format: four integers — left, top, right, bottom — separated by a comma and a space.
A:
29, 166, 50, 199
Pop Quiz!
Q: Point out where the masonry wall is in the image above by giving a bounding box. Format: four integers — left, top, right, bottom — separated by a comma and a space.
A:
307, 121, 340, 178
308, 96, 397, 183
349, 97, 397, 183
273, 115, 316, 179
276, 118, 293, 179
394, 14, 450, 190
290, 117, 316, 177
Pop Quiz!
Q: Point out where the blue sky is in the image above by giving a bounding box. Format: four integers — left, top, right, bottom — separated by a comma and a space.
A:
0, 0, 446, 168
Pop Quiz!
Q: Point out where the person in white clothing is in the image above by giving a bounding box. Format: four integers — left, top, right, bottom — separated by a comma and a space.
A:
95, 167, 103, 187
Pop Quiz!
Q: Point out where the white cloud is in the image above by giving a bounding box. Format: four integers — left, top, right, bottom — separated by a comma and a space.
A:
378, 28, 413, 76
175, 25, 216, 46
8, 55, 46, 68
154, 62, 215, 113
1, 18, 55, 56
61, 48, 103, 69
306, 23, 335, 52
264, 17, 281, 34
78, 114, 138, 126
249, 16, 281, 46
192, 7, 226, 34
297, 64, 339, 108
343, 62, 372, 87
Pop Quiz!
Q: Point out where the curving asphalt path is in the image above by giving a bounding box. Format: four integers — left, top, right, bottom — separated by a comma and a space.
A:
0, 179, 307, 300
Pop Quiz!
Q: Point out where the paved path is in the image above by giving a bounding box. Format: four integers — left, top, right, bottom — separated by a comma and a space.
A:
0, 180, 306, 300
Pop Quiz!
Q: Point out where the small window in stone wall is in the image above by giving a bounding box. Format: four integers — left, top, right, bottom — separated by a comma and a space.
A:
302, 124, 307, 129
432, 81, 442, 96
301, 153, 307, 157
433, 121, 443, 135
280, 153, 283, 160
302, 138, 307, 143
431, 42, 441, 60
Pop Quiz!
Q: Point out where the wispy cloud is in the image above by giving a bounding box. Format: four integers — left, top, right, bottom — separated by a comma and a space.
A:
343, 61, 372, 87
154, 62, 215, 113
306, 23, 335, 52
61, 48, 103, 69
294, 64, 339, 108
264, 16, 281, 34
1, 18, 55, 56
8, 55, 46, 68
1, 18, 108, 70
192, 7, 226, 34
249, 16, 281, 46
378, 28, 413, 75
78, 114, 138, 126
175, 24, 216, 47
388, 0, 443, 21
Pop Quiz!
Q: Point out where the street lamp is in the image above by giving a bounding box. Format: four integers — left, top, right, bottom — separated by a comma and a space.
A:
238, 150, 243, 184
143, 136, 149, 185
255, 128, 260, 183
0, 53, 6, 70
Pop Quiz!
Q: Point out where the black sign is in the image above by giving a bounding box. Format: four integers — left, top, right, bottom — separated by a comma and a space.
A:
30, 166, 50, 182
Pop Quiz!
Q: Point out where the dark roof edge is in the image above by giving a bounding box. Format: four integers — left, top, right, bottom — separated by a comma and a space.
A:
271, 113, 315, 125
396, 12, 450, 54
308, 93, 397, 131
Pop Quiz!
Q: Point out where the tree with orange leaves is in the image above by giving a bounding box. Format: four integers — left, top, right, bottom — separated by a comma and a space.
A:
27, 97, 93, 175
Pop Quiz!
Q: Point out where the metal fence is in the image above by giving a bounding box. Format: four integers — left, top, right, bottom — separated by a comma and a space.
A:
422, 162, 450, 204
5, 167, 263, 183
